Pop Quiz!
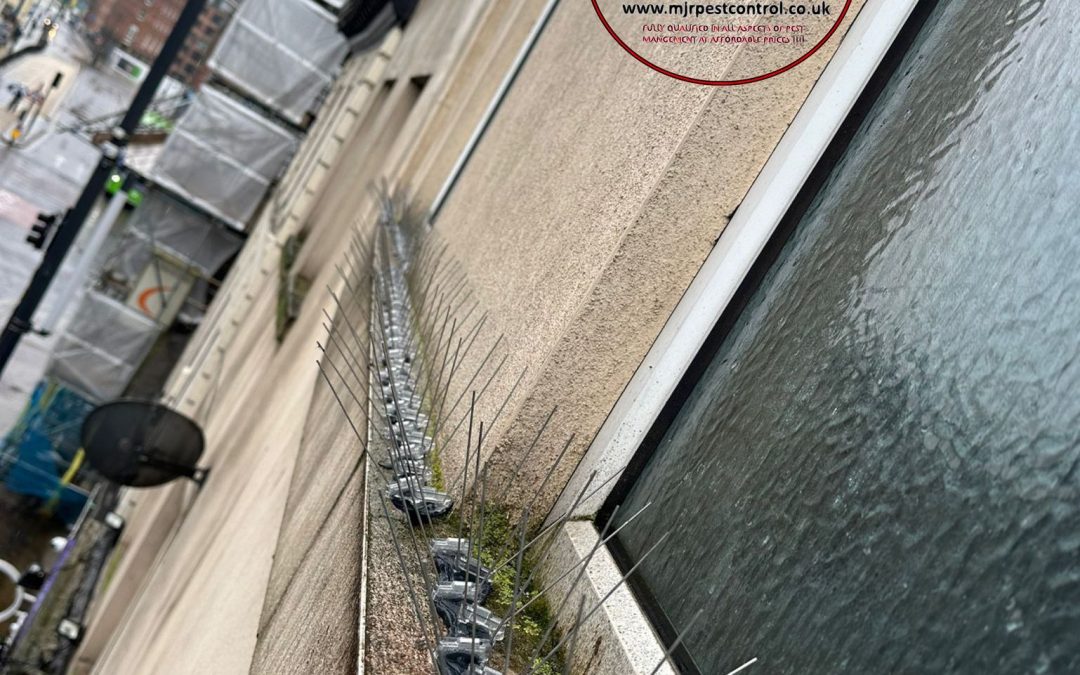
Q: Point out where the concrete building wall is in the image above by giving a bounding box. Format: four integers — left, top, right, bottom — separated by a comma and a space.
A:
77, 3, 498, 673
424, 0, 867, 515
80, 0, 873, 672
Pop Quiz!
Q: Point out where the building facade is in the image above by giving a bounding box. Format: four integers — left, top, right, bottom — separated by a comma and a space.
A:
69, 0, 1080, 673
83, 0, 231, 86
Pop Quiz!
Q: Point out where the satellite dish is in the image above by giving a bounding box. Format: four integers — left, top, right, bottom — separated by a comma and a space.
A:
81, 401, 209, 488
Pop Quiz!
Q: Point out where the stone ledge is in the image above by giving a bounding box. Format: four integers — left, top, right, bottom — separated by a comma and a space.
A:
543, 521, 675, 675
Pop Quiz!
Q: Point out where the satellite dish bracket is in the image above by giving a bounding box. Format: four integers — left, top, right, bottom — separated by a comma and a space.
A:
139, 454, 211, 488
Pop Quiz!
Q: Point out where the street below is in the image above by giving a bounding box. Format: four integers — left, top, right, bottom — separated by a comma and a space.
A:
0, 21, 138, 432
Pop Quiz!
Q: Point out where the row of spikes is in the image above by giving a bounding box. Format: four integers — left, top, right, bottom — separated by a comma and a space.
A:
317, 189, 695, 674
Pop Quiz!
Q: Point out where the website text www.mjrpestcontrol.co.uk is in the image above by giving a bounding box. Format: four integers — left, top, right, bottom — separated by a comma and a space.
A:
622, 2, 832, 17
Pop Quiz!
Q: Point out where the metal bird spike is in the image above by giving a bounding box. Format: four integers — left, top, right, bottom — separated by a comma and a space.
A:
320, 300, 374, 386
486, 461, 633, 580
563, 595, 587, 675
419, 274, 468, 353
376, 358, 442, 599
459, 420, 484, 627
406, 237, 446, 291
491, 484, 647, 642
476, 431, 579, 593
453, 392, 476, 567
416, 317, 464, 419
415, 307, 488, 426
527, 505, 622, 668
409, 241, 451, 318
429, 344, 504, 472
410, 255, 447, 322
376, 490, 441, 672
327, 262, 371, 336
419, 332, 466, 457
441, 297, 480, 363
315, 360, 367, 456
321, 301, 370, 368
411, 227, 443, 270
320, 319, 370, 399
427, 312, 458, 410
377, 312, 442, 542
440, 351, 508, 455
411, 286, 446, 371
444, 283, 474, 333
449, 388, 479, 617
372, 282, 420, 467
453, 298, 481, 345
326, 286, 379, 373
385, 271, 422, 371
437, 334, 504, 444
406, 313, 453, 408
320, 326, 382, 437
480, 366, 528, 442
454, 311, 491, 376
496, 406, 557, 504
424, 263, 468, 322
483, 474, 607, 660
315, 344, 370, 429
530, 532, 673, 673
371, 242, 443, 589
469, 463, 489, 670
333, 261, 370, 317
648, 607, 706, 675
336, 246, 371, 302
418, 335, 465, 458
348, 227, 374, 267
423, 287, 461, 371
428, 308, 489, 411
454, 430, 573, 528
412, 255, 454, 323
483, 466, 596, 587
501, 504, 530, 673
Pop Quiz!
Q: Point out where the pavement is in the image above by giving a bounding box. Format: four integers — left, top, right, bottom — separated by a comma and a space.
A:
0, 23, 139, 433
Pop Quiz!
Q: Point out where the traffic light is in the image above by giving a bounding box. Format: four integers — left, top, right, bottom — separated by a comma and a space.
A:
27, 212, 60, 250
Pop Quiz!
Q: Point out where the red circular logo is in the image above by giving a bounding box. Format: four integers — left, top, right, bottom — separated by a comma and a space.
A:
592, 0, 854, 85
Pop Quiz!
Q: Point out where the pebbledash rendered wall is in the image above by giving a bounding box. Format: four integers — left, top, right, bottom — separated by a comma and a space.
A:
74, 1, 867, 673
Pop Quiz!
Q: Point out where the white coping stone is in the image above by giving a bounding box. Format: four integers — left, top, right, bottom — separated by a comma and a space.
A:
546, 521, 675, 675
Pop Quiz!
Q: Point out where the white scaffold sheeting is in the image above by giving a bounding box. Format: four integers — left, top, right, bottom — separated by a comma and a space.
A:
151, 86, 298, 229
48, 292, 161, 402
208, 0, 347, 125
127, 190, 244, 275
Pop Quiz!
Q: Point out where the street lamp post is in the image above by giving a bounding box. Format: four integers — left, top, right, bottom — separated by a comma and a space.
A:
0, 0, 208, 376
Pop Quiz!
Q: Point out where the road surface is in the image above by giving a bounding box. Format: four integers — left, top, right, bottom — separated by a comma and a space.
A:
0, 24, 138, 432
